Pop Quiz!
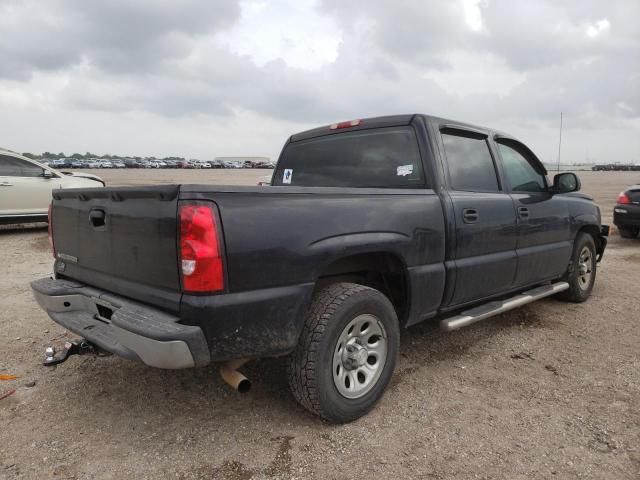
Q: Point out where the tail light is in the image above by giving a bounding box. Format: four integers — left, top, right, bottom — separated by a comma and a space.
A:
617, 192, 631, 204
179, 203, 224, 292
48, 203, 56, 257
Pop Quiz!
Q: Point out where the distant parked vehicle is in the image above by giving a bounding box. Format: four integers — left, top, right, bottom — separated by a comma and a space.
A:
254, 161, 274, 169
614, 185, 640, 239
112, 160, 126, 168
0, 150, 103, 225
50, 159, 69, 169
99, 160, 113, 168
86, 159, 101, 168
71, 160, 85, 168
148, 160, 167, 168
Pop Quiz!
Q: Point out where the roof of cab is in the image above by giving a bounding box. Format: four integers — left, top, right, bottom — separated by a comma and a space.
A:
288, 113, 516, 143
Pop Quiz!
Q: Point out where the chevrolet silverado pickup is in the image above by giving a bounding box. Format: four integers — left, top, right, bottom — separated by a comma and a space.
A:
31, 114, 608, 423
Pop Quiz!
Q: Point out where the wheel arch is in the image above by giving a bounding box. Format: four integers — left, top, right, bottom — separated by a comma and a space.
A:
313, 251, 411, 325
577, 224, 605, 257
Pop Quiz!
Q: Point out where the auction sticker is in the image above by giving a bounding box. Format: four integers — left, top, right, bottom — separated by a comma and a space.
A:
283, 169, 293, 184
397, 164, 414, 176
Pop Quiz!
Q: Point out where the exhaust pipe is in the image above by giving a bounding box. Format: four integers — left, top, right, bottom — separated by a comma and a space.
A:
220, 359, 251, 393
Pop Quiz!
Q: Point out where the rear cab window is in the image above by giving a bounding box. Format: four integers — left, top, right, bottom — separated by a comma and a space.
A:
272, 126, 426, 188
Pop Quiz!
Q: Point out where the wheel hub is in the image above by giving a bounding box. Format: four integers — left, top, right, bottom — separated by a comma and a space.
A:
577, 246, 593, 290
342, 341, 368, 370
332, 314, 388, 399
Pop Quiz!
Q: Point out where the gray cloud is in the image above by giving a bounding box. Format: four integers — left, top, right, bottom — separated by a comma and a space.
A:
0, 0, 638, 162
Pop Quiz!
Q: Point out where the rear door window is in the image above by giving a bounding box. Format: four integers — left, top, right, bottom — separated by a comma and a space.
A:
441, 132, 500, 192
272, 127, 425, 188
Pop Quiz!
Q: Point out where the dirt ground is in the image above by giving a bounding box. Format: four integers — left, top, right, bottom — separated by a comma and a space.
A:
1, 170, 638, 480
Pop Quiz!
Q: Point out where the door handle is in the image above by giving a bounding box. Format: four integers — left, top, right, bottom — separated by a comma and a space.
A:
518, 207, 529, 219
462, 208, 479, 224
0, 182, 14, 186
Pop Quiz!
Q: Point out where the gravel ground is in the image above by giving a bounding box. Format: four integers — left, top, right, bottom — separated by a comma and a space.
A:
0, 170, 638, 479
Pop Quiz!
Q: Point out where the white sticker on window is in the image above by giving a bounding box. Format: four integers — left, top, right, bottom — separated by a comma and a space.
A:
283, 168, 293, 184
397, 164, 414, 176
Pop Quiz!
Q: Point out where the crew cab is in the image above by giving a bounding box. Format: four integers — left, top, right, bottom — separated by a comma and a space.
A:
1, 150, 104, 225
31, 114, 608, 423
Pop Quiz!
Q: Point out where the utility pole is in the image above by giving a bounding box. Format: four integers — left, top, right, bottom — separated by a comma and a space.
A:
557, 112, 563, 172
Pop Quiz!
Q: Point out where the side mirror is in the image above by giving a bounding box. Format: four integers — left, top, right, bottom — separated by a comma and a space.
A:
552, 172, 580, 194
42, 169, 53, 179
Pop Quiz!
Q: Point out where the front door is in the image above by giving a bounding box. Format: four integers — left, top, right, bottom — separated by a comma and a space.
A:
494, 140, 572, 287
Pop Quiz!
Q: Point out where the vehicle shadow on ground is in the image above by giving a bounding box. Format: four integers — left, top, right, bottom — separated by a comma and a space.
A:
41, 302, 558, 432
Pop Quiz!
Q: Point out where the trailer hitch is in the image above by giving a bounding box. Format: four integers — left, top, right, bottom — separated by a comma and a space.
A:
43, 339, 107, 366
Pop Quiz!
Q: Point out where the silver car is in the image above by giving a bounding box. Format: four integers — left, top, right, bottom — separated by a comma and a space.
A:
0, 149, 104, 225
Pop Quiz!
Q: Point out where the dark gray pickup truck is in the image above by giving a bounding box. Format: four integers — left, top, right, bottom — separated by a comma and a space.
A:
32, 114, 608, 423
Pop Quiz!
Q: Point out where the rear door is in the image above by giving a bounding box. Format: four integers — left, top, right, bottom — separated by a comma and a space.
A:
439, 128, 518, 306
493, 138, 572, 287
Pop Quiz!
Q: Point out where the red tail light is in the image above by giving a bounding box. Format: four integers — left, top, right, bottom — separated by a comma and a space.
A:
617, 192, 631, 204
179, 204, 224, 292
48, 203, 56, 257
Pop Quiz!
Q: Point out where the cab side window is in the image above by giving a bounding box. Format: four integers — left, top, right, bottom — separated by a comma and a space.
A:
496, 142, 547, 193
0, 155, 44, 177
441, 132, 500, 192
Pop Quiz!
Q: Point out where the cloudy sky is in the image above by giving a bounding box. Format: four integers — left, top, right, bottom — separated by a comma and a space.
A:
1, 0, 638, 163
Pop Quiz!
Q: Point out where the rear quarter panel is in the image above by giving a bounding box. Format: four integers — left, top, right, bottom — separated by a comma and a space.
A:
179, 186, 447, 359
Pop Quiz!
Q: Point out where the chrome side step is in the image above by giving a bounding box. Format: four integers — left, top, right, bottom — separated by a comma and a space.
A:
440, 282, 569, 332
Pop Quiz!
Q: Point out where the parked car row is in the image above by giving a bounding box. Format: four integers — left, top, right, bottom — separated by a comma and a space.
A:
39, 158, 275, 169
592, 163, 640, 171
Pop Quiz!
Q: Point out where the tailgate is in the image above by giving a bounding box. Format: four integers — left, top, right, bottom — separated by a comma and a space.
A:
51, 185, 181, 312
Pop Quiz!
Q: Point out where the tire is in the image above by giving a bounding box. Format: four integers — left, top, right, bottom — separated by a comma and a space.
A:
618, 226, 639, 239
287, 283, 400, 423
557, 233, 597, 303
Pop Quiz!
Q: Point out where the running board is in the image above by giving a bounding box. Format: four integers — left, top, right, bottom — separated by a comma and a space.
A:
440, 282, 569, 332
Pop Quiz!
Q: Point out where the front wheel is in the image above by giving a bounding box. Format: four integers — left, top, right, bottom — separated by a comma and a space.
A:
287, 283, 399, 423
557, 233, 597, 303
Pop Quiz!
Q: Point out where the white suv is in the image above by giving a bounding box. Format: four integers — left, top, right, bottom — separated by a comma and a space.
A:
0, 150, 104, 225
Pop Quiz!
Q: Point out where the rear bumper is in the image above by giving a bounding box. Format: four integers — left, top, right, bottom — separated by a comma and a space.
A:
614, 204, 640, 227
31, 277, 210, 369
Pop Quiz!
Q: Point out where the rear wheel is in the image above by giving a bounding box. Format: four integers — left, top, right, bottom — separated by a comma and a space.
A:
557, 233, 597, 303
287, 283, 399, 423
618, 226, 639, 239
